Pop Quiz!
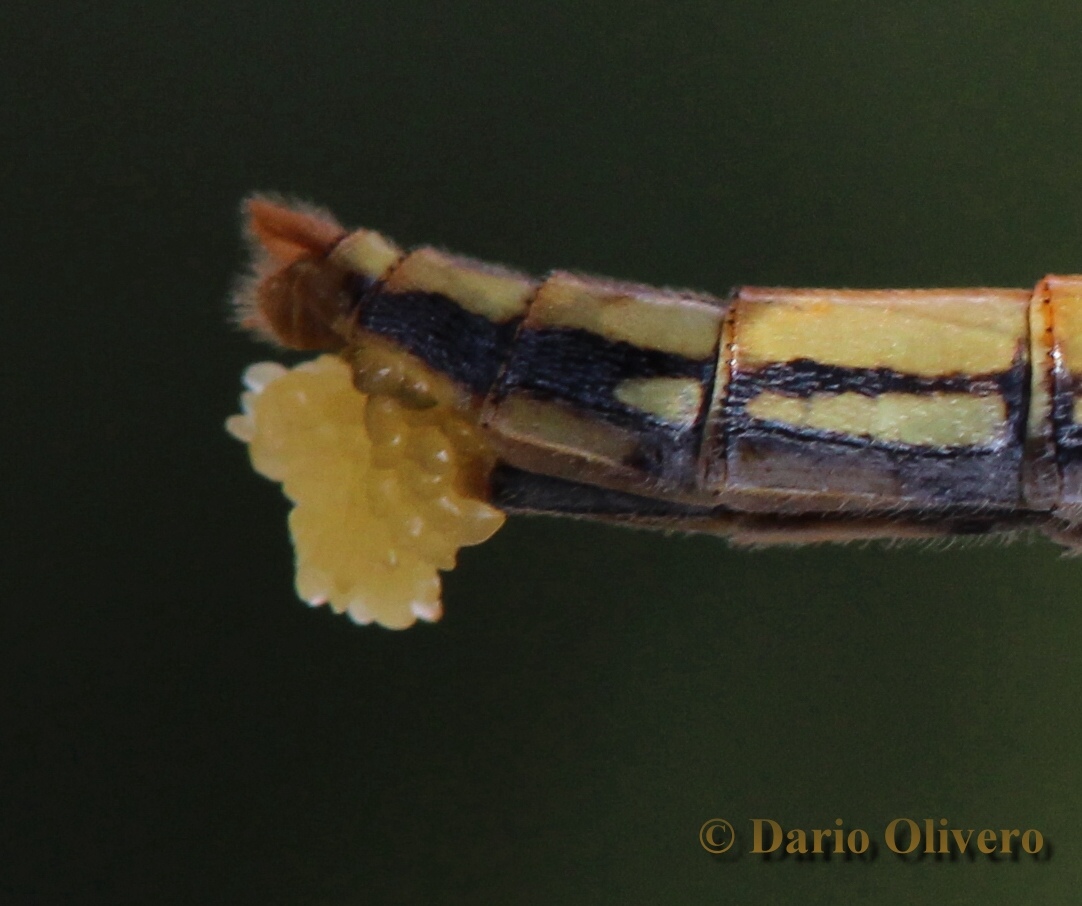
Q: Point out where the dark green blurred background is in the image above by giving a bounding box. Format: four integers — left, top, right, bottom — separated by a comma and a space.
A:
3, 1, 1080, 902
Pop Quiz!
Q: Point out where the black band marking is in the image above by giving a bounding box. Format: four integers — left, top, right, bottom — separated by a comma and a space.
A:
494, 326, 718, 486
730, 357, 1025, 403
349, 279, 523, 395
736, 508, 1040, 535
496, 327, 714, 428
492, 462, 1038, 527
490, 463, 717, 517
729, 427, 1023, 507
1051, 372, 1082, 466
726, 353, 1029, 455
730, 419, 1001, 457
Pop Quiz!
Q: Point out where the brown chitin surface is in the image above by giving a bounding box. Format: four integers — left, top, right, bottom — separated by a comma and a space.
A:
1046, 275, 1082, 526
1024, 278, 1059, 510
716, 287, 1033, 516
238, 198, 350, 350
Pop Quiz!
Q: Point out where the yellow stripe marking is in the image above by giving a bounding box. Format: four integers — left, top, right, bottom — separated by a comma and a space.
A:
1048, 275, 1082, 373
1023, 282, 1058, 506
529, 273, 725, 359
385, 248, 535, 322
745, 391, 1008, 448
330, 228, 403, 277
614, 377, 704, 425
488, 393, 638, 463
736, 288, 1028, 376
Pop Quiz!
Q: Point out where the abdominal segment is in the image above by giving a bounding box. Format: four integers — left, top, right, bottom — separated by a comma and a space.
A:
340, 235, 1082, 544
245, 199, 1082, 549
716, 287, 1032, 519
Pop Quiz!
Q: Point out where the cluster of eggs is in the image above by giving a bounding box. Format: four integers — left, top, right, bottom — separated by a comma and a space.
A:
226, 355, 505, 628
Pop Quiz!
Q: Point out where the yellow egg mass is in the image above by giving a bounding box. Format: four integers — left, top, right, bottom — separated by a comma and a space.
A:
226, 355, 505, 629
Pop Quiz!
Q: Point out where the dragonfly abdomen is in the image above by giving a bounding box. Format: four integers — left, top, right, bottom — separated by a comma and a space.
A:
237, 197, 1082, 549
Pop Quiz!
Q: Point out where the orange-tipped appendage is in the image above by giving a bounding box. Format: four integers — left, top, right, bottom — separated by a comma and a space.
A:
245, 196, 347, 265
236, 197, 352, 349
